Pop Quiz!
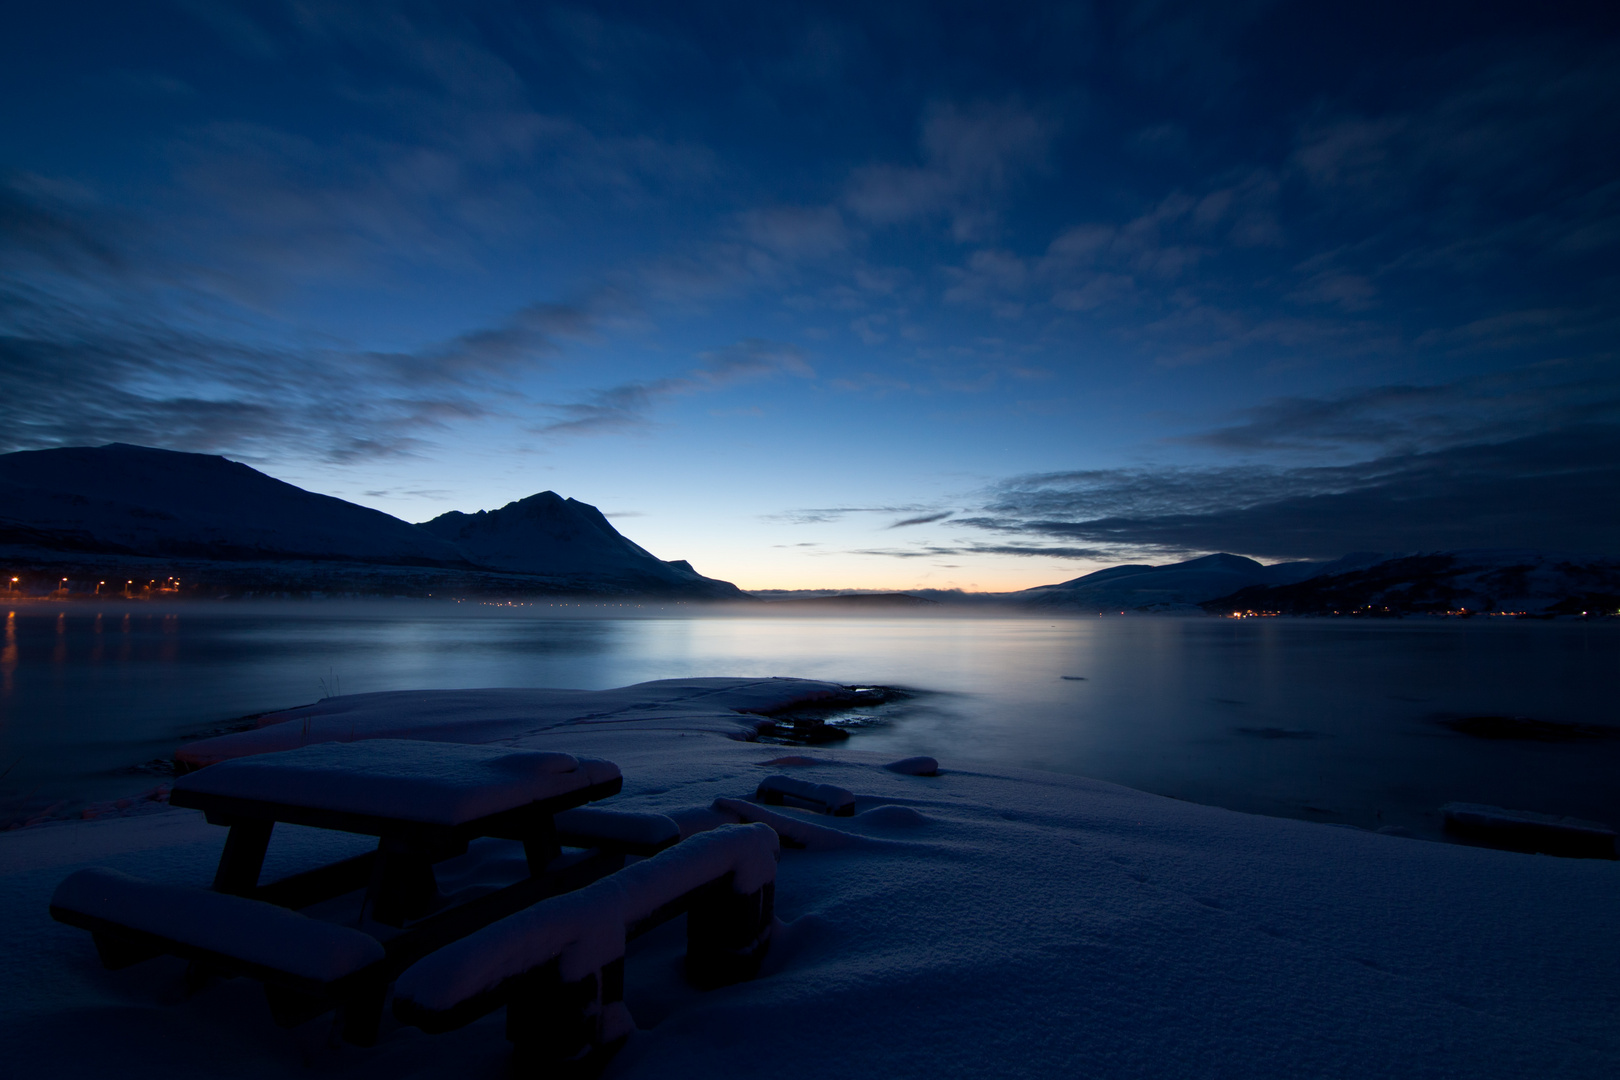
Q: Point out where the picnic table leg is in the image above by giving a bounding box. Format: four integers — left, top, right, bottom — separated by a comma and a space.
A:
338, 973, 389, 1047
522, 819, 562, 875
212, 820, 274, 896
687, 880, 775, 989
507, 960, 620, 1078
364, 838, 441, 928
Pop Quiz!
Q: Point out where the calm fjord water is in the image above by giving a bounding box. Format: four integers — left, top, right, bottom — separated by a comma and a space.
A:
2, 603, 1616, 838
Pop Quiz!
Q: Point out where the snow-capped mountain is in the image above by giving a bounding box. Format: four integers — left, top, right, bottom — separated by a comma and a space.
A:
1203, 550, 1620, 615
1015, 552, 1376, 611
0, 444, 745, 599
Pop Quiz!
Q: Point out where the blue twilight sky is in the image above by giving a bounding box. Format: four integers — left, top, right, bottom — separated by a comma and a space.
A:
3, 1, 1619, 590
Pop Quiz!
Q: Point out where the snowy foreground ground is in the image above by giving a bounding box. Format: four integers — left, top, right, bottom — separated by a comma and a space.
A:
3, 677, 1617, 1079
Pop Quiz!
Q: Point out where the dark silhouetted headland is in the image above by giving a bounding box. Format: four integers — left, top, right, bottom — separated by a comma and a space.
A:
0, 444, 746, 600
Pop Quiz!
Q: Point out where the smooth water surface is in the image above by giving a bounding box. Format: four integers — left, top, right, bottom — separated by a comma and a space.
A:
2, 602, 1617, 838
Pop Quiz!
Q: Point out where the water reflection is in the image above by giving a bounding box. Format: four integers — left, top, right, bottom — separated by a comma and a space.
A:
0, 604, 1614, 839
1, 611, 14, 699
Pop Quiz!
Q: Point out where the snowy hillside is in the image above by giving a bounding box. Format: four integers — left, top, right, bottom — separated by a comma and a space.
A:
1204, 550, 1620, 615
0, 445, 745, 599
0, 444, 465, 565
1015, 552, 1367, 611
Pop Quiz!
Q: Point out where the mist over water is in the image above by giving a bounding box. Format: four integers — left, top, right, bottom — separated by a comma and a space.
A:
2, 603, 1616, 839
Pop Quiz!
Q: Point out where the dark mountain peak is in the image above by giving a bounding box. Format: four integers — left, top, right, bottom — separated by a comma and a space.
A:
0, 445, 745, 599
416, 490, 739, 596
1020, 551, 1327, 610
1176, 552, 1264, 572
419, 491, 650, 556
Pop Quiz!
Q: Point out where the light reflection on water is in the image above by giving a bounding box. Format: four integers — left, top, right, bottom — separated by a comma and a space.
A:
0, 602, 1616, 839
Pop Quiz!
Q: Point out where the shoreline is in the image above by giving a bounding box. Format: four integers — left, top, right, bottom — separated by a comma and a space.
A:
3, 681, 1617, 1078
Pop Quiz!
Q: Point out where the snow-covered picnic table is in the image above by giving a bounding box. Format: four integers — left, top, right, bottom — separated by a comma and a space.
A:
51, 739, 662, 1045
168, 739, 624, 925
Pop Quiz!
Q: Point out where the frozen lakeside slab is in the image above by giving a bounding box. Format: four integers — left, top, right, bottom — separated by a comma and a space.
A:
1441, 802, 1617, 858
172, 740, 605, 827
175, 677, 859, 767
51, 868, 384, 982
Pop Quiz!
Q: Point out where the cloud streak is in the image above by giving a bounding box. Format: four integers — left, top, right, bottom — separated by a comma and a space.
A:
534, 338, 812, 436
888, 511, 953, 528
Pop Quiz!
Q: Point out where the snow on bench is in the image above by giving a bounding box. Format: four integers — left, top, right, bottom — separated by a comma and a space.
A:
50, 868, 389, 1042
1441, 802, 1618, 859
552, 807, 681, 856
172, 740, 616, 827
393, 823, 779, 1070
756, 773, 856, 816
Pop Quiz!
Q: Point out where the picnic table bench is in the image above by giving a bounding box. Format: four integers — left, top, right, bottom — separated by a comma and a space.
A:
393, 823, 780, 1074
52, 739, 679, 1044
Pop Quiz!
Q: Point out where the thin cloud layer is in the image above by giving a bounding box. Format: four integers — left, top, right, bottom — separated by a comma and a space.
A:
535, 339, 811, 436
969, 424, 1620, 561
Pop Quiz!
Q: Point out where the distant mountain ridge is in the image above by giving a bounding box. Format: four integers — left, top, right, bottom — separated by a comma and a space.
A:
0, 444, 744, 599
1015, 552, 1383, 611
1015, 549, 1620, 616
0, 444, 461, 566
1202, 550, 1620, 616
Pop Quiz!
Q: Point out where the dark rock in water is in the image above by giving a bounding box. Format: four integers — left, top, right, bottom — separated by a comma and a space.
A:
1438, 715, 1614, 742
1235, 726, 1320, 740
759, 719, 850, 744
1060, 675, 1087, 681
747, 684, 908, 744
1441, 802, 1617, 859
883, 756, 940, 776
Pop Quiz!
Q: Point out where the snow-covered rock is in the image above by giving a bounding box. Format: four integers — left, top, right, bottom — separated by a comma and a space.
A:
755, 774, 856, 816
1442, 802, 1617, 858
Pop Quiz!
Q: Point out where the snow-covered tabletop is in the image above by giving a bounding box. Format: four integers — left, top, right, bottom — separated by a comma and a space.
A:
171, 739, 621, 828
